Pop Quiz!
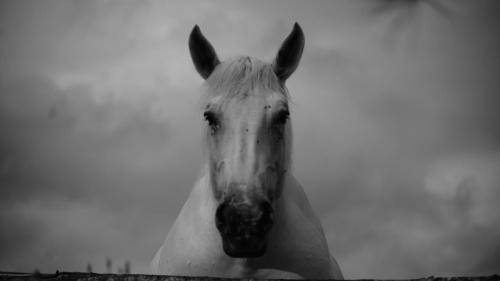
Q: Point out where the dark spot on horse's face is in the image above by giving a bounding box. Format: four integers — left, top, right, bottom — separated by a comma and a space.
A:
215, 194, 274, 258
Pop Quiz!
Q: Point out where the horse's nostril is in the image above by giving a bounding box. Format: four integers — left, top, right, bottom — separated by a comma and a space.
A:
215, 199, 274, 236
258, 201, 274, 231
215, 201, 229, 231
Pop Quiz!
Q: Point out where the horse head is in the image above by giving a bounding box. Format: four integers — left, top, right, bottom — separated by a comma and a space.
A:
189, 23, 304, 258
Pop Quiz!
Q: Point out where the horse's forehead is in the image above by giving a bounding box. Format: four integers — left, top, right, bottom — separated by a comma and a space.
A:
208, 90, 286, 113
226, 98, 266, 122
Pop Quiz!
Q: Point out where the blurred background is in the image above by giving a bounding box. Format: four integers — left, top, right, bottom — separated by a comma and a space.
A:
1, 0, 499, 278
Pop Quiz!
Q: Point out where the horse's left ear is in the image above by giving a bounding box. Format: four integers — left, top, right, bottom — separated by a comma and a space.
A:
272, 22, 305, 82
189, 25, 220, 80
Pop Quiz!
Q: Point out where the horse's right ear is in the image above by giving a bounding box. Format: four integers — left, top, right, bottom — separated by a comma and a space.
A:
189, 25, 220, 80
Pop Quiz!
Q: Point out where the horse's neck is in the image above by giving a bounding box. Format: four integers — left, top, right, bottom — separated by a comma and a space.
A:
172, 169, 337, 278
181, 170, 218, 229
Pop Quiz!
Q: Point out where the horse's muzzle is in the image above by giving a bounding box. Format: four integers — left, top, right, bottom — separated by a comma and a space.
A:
215, 198, 274, 258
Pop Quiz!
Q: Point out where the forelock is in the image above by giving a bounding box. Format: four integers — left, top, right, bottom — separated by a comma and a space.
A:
202, 56, 288, 107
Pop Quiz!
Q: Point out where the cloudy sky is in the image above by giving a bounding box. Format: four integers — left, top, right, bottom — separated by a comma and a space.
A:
1, 0, 500, 279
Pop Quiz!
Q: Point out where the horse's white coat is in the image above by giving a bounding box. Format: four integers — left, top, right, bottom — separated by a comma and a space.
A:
152, 24, 343, 279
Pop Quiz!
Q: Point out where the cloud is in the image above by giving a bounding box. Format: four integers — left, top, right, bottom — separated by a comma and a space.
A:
280, 2, 500, 278
0, 72, 201, 273
0, 0, 210, 273
1, 0, 500, 278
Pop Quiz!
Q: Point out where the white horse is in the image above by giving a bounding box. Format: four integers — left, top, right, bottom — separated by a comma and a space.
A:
151, 23, 344, 279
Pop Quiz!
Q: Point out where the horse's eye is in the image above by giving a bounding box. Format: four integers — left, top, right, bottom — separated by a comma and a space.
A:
203, 111, 220, 130
273, 110, 290, 125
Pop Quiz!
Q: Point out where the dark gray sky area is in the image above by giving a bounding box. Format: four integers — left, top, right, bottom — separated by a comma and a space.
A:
1, 0, 500, 278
